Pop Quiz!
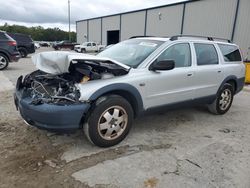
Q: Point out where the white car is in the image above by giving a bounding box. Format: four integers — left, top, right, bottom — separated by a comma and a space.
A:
14, 36, 245, 147
34, 42, 40, 49
74, 42, 105, 53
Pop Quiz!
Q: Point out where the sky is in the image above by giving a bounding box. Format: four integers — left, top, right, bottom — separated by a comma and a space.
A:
0, 0, 185, 31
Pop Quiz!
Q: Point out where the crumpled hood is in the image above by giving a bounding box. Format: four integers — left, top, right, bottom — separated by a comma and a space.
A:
32, 51, 130, 74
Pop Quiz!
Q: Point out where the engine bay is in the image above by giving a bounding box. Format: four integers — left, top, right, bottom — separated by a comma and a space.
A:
18, 60, 128, 105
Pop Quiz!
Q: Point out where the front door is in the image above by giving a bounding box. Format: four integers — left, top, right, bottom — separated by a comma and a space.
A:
144, 43, 196, 109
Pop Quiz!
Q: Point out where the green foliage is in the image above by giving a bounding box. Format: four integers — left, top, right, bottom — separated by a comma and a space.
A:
0, 23, 76, 42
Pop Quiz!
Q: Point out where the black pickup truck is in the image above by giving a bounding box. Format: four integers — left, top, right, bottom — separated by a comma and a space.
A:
52, 40, 78, 50
7, 33, 35, 58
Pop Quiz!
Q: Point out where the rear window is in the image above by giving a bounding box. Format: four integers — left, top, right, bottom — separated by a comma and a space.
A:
0, 32, 8, 40
218, 44, 242, 62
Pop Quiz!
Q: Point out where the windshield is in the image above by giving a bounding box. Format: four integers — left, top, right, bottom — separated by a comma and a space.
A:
97, 39, 164, 68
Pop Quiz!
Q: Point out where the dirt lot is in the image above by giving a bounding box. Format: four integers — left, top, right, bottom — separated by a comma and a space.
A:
0, 48, 250, 188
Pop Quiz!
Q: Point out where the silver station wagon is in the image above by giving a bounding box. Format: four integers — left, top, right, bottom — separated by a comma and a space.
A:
14, 35, 245, 147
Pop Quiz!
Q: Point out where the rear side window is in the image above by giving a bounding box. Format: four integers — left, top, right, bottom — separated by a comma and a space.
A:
194, 43, 218, 65
7, 33, 33, 42
218, 44, 242, 62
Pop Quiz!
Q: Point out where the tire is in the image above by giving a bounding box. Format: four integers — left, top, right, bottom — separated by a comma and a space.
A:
84, 95, 134, 147
208, 83, 234, 115
81, 48, 86, 53
0, 53, 9, 70
19, 48, 28, 58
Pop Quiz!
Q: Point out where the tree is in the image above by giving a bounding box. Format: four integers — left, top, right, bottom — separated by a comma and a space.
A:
0, 24, 76, 42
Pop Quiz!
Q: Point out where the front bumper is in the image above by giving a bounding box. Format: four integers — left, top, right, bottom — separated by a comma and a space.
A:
74, 48, 81, 53
14, 89, 91, 132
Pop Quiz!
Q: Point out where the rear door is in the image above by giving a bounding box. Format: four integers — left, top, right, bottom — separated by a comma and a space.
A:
144, 42, 196, 109
192, 42, 224, 98
86, 42, 92, 51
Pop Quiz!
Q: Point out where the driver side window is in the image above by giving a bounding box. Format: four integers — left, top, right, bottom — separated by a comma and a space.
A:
157, 43, 191, 68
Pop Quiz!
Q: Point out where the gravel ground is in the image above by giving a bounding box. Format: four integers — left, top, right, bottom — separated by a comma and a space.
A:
0, 48, 250, 188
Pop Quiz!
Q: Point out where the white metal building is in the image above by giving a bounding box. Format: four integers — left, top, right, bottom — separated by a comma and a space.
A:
76, 0, 250, 58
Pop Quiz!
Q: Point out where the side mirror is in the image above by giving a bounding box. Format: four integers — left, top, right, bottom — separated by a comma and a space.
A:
149, 60, 175, 71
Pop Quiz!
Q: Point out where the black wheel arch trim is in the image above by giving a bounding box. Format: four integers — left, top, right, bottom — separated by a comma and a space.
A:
0, 50, 10, 61
88, 83, 144, 117
218, 75, 245, 95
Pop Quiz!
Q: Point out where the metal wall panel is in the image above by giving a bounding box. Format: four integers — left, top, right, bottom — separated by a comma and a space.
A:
183, 0, 237, 39
89, 19, 101, 44
102, 15, 120, 45
76, 21, 87, 44
146, 4, 183, 36
233, 0, 250, 59
121, 11, 146, 41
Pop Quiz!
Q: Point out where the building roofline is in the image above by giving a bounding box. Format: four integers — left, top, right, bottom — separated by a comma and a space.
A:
76, 0, 202, 23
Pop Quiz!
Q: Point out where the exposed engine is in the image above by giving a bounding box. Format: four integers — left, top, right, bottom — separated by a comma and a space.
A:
19, 60, 128, 105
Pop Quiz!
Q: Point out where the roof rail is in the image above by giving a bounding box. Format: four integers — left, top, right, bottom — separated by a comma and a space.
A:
169, 35, 231, 43
129, 36, 155, 39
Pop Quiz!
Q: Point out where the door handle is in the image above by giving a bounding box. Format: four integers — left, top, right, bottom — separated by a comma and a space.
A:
218, 70, 222, 73
187, 73, 193, 77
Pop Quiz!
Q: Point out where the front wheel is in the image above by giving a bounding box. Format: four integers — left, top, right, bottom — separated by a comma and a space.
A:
84, 95, 134, 147
208, 83, 234, 115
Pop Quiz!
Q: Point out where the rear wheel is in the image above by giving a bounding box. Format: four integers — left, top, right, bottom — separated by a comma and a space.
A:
19, 48, 28, 58
84, 95, 133, 147
208, 83, 234, 115
0, 54, 9, 70
81, 48, 86, 53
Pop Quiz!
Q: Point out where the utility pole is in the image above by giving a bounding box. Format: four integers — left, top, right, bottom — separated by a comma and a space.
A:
68, 0, 71, 41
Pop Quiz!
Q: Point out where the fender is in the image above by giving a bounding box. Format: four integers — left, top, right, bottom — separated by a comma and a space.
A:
0, 49, 10, 61
218, 75, 245, 95
89, 83, 144, 115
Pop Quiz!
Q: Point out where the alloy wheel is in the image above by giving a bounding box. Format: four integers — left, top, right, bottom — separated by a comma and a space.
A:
0, 56, 7, 69
97, 106, 128, 140
219, 89, 232, 111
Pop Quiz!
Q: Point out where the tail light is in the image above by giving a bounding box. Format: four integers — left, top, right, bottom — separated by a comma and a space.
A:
8, 41, 17, 46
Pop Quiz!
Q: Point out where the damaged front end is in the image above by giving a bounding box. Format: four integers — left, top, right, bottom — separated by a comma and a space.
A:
19, 70, 81, 105
19, 52, 129, 105
14, 51, 129, 131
